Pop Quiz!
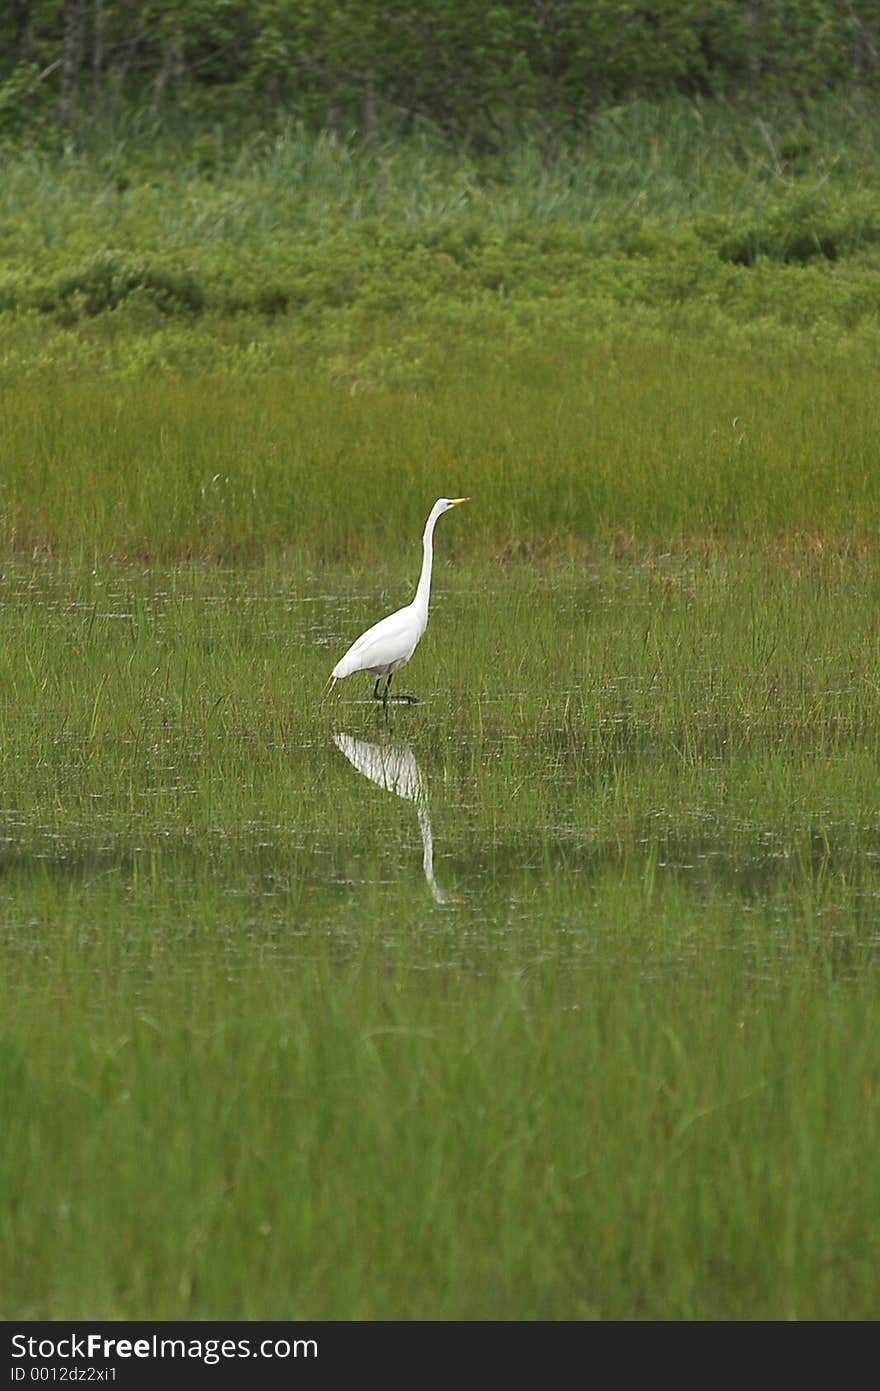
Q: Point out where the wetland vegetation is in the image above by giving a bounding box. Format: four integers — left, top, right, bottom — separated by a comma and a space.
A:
3, 539, 879, 1318
1, 14, 880, 1317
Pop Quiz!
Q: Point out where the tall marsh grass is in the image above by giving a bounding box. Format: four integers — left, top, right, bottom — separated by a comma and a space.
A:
4, 910, 877, 1319
0, 349, 878, 562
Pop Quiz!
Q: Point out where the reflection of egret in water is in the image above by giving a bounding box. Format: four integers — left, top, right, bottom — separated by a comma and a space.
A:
332, 733, 450, 904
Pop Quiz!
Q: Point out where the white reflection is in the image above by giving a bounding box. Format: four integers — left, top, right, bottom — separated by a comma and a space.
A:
332, 733, 449, 904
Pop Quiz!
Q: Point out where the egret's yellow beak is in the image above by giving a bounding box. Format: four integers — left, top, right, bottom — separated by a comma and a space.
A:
450, 497, 470, 506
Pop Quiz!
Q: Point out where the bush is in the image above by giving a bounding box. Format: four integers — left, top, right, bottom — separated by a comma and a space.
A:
53, 252, 206, 319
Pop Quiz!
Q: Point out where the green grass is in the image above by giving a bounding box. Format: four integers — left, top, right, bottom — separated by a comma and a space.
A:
4, 913, 876, 1319
1, 551, 878, 1319
1, 345, 880, 561
1, 104, 880, 1319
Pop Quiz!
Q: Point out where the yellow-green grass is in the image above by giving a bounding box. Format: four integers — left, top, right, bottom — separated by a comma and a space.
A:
1, 336, 880, 564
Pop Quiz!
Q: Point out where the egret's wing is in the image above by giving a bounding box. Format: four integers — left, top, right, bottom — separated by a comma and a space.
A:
332, 604, 418, 677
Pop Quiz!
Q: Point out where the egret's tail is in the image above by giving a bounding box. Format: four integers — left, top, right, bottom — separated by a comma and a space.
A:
321, 674, 338, 704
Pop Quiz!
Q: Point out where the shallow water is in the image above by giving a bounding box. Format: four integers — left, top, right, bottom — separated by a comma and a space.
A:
0, 561, 879, 983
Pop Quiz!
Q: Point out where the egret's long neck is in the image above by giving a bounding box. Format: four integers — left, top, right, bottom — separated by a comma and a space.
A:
413, 509, 440, 619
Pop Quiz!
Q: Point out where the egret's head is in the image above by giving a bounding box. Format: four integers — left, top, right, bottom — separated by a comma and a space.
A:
425, 497, 470, 534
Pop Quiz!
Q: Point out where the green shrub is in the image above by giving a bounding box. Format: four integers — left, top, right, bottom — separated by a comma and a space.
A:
54, 251, 206, 320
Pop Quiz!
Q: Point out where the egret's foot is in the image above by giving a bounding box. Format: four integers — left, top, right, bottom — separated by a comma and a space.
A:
390, 692, 419, 705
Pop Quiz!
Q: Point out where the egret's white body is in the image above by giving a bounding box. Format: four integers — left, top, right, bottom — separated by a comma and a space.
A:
328, 496, 468, 703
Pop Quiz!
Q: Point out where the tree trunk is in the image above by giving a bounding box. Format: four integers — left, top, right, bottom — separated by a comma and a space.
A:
326, 99, 342, 137
61, 0, 84, 131
153, 29, 185, 113
840, 0, 878, 77
743, 4, 762, 100
91, 0, 103, 116
363, 71, 380, 150
11, 0, 34, 61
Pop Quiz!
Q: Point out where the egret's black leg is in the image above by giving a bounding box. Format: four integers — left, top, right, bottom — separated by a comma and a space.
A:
376, 671, 419, 706
388, 672, 419, 706
393, 672, 418, 704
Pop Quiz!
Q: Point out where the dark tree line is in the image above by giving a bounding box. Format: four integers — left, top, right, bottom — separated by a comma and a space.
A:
3, 2, 880, 146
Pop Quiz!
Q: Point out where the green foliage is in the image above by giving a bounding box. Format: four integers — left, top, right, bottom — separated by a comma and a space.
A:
705, 188, 880, 265
4, 2, 880, 148
0, 62, 53, 143
2, 98, 880, 388
51, 250, 206, 319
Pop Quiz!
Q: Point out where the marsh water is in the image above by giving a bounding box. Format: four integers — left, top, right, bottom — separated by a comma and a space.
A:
0, 562, 878, 988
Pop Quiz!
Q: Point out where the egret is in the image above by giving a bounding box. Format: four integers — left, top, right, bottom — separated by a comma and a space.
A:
326, 497, 469, 705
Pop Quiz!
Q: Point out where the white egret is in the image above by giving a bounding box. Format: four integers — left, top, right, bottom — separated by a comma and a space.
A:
326, 497, 469, 705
